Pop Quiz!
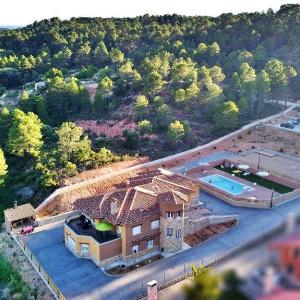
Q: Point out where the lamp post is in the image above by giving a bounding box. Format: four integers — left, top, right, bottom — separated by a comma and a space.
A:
270, 189, 274, 208
257, 154, 261, 170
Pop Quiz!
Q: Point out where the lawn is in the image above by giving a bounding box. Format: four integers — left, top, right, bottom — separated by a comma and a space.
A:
215, 166, 294, 194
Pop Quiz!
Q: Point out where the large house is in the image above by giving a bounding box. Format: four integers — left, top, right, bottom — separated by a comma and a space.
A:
269, 232, 300, 285
64, 168, 227, 267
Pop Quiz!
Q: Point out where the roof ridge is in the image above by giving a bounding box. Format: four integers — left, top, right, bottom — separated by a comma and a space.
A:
116, 189, 130, 220
134, 185, 156, 195
155, 176, 193, 191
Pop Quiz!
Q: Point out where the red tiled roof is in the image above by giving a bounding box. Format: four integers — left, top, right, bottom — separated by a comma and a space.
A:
73, 169, 199, 225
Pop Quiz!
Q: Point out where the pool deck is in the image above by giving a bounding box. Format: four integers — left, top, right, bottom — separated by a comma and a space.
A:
231, 150, 300, 182
193, 168, 277, 200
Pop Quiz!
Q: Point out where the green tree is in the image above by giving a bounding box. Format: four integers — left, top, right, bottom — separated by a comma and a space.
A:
167, 120, 186, 147
0, 148, 8, 186
8, 109, 43, 157
56, 122, 91, 162
110, 48, 125, 64
137, 119, 153, 138
174, 88, 187, 103
145, 70, 164, 95
213, 101, 240, 131
123, 130, 139, 149
134, 95, 149, 119
156, 104, 173, 129
219, 270, 250, 300
182, 264, 221, 300
45, 68, 63, 80
256, 70, 271, 116
0, 107, 11, 147
93, 41, 109, 65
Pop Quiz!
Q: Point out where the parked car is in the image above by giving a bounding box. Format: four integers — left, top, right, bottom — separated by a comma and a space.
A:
280, 122, 294, 129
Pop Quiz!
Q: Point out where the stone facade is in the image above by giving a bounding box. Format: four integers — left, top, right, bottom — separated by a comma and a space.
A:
160, 216, 184, 253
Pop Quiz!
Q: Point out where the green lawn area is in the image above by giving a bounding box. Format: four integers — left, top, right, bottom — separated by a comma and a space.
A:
215, 166, 294, 194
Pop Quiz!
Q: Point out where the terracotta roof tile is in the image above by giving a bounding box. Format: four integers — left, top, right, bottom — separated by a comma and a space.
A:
73, 169, 199, 225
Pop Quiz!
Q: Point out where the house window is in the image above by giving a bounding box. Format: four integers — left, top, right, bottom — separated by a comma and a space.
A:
132, 244, 139, 253
132, 225, 142, 236
80, 243, 89, 256
176, 211, 182, 218
166, 227, 173, 237
147, 239, 154, 249
166, 212, 173, 219
151, 219, 160, 230
176, 229, 182, 240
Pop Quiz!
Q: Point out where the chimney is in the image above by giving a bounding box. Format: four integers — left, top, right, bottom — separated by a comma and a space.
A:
110, 199, 119, 215
13, 201, 18, 209
155, 185, 160, 195
147, 280, 157, 300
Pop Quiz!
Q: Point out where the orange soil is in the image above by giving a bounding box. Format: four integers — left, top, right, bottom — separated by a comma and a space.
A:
76, 118, 136, 138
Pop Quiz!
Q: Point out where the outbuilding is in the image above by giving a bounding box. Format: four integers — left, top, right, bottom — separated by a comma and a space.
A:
4, 202, 36, 233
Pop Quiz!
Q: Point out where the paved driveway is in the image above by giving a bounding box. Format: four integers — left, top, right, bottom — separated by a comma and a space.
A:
22, 191, 300, 300
21, 151, 300, 300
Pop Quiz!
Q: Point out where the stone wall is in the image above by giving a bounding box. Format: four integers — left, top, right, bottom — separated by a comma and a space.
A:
160, 216, 184, 253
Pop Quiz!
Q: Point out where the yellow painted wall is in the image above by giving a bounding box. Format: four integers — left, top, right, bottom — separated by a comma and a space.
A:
64, 225, 100, 261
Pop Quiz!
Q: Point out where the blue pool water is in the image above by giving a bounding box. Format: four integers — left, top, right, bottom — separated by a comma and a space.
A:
199, 174, 254, 196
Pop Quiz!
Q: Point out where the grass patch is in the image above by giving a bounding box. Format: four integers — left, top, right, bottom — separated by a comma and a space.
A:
0, 255, 35, 299
215, 166, 294, 194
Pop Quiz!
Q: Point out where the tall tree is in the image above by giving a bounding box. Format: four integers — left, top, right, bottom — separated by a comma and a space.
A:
213, 101, 240, 131
134, 95, 149, 119
8, 109, 43, 157
167, 120, 186, 147
0, 148, 8, 186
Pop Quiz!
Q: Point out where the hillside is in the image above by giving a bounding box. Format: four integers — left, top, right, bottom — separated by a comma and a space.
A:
0, 4, 300, 220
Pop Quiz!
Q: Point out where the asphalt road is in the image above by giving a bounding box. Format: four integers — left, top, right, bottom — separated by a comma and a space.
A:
22, 190, 300, 300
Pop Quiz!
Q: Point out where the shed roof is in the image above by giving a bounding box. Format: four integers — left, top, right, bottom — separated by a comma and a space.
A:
4, 203, 36, 222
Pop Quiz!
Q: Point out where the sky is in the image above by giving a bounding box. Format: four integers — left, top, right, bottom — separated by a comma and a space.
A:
2, 0, 300, 26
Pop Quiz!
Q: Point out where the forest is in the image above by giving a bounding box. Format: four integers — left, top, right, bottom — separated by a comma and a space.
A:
0, 4, 300, 217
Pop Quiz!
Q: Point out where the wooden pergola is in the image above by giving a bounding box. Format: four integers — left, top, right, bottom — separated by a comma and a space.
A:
4, 203, 36, 233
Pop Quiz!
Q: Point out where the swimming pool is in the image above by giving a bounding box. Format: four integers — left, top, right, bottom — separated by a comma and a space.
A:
199, 174, 254, 196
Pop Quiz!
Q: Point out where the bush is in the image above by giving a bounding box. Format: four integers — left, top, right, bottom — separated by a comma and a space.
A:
0, 255, 34, 298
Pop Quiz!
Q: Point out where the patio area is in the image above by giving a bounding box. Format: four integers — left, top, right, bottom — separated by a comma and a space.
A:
66, 217, 119, 244
231, 150, 300, 182
191, 168, 277, 201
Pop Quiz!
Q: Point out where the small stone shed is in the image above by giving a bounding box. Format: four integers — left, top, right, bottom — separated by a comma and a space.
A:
4, 203, 36, 233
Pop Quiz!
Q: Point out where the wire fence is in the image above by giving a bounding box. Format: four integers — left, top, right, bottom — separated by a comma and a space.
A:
131, 221, 285, 300
11, 229, 65, 300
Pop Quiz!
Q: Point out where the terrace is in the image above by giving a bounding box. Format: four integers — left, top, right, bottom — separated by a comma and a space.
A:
66, 217, 119, 244
215, 165, 294, 194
